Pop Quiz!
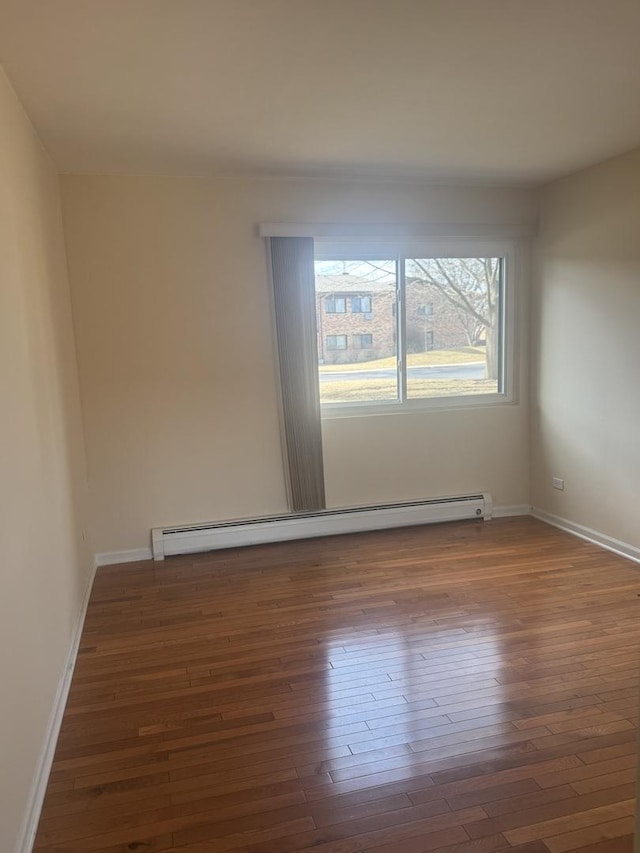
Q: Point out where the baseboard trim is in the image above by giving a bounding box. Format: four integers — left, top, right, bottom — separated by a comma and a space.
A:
531, 507, 640, 565
95, 547, 152, 566
492, 504, 532, 518
16, 558, 98, 853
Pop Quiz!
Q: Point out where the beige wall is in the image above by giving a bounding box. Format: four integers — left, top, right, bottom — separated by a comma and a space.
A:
532, 146, 640, 548
61, 174, 536, 554
0, 68, 91, 852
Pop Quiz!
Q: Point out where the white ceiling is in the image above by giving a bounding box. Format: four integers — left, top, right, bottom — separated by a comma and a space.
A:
1, 0, 640, 184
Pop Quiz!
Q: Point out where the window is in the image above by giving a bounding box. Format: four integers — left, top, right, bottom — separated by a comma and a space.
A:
351, 295, 372, 313
314, 241, 514, 412
325, 296, 346, 313
326, 335, 347, 350
354, 333, 373, 348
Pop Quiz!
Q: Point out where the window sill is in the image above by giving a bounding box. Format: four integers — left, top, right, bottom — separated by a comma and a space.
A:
320, 392, 516, 419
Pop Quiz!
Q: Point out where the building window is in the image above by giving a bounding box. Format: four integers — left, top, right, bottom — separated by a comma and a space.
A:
354, 333, 373, 348
326, 335, 347, 350
351, 296, 372, 313
314, 241, 514, 411
325, 297, 346, 313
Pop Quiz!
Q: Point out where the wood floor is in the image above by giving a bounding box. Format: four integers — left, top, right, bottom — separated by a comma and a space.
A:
34, 517, 639, 853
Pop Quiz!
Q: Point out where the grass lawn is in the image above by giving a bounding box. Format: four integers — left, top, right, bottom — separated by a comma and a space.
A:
319, 346, 485, 372
320, 377, 497, 403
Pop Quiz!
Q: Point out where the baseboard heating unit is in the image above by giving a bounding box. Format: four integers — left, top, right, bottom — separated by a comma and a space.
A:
151, 492, 492, 560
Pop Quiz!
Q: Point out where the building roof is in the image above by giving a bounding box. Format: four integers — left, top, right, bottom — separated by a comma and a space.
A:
315, 274, 394, 295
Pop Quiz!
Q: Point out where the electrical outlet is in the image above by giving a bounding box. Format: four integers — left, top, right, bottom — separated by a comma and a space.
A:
552, 477, 565, 491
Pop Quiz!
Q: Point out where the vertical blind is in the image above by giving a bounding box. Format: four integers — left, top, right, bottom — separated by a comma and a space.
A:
270, 237, 326, 513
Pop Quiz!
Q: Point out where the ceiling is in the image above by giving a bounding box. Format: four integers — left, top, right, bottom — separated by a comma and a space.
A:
1, 0, 640, 184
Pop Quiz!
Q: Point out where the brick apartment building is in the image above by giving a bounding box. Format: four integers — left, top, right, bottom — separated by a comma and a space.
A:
315, 273, 471, 364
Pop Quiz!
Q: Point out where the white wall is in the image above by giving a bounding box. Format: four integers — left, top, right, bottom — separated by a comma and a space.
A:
0, 67, 92, 853
532, 146, 640, 550
61, 174, 536, 554
323, 399, 530, 511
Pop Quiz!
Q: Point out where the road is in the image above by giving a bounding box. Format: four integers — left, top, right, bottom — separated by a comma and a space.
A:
319, 362, 485, 382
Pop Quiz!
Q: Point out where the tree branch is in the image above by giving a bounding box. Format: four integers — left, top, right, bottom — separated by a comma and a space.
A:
410, 259, 488, 327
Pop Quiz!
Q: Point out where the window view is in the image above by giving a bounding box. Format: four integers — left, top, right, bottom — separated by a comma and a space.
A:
314, 255, 504, 406
404, 257, 502, 401
315, 260, 398, 403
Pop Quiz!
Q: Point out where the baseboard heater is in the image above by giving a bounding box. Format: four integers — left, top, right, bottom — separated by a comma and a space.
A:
151, 492, 492, 561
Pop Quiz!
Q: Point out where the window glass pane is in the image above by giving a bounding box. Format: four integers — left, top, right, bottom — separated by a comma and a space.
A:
351, 296, 372, 313
326, 334, 347, 349
404, 257, 502, 399
314, 260, 397, 404
326, 297, 346, 313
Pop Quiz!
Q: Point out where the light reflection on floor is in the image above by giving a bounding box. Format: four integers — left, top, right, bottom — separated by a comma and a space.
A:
322, 620, 506, 782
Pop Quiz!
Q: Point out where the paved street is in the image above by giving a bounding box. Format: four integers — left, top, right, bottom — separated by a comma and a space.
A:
319, 362, 485, 382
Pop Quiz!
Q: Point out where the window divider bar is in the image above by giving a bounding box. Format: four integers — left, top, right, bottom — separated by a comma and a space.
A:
398, 256, 407, 403
497, 257, 506, 395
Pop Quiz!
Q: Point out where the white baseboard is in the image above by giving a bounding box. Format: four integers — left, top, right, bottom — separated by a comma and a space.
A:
531, 507, 640, 565
492, 504, 532, 518
95, 547, 152, 566
16, 558, 98, 853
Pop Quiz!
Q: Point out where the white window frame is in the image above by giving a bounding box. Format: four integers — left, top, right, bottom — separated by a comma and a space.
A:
314, 237, 518, 418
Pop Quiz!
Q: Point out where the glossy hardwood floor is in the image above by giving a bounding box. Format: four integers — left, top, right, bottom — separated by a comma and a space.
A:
34, 517, 639, 853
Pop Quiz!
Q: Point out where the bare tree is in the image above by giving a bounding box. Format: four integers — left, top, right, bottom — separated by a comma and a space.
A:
406, 258, 501, 379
